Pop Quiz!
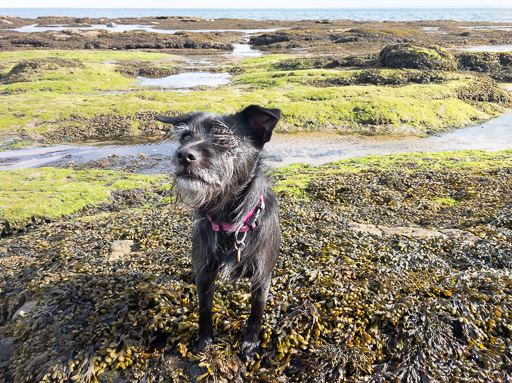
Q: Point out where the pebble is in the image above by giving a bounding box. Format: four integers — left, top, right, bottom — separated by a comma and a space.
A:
109, 240, 134, 261
12, 300, 37, 320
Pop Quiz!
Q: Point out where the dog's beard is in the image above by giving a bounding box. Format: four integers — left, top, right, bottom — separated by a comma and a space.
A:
171, 150, 256, 212
172, 167, 228, 209
173, 175, 216, 207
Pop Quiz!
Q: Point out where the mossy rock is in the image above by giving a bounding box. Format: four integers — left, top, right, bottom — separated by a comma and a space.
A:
354, 68, 448, 86
380, 44, 457, 71
456, 76, 512, 107
1, 58, 83, 84
115, 62, 178, 78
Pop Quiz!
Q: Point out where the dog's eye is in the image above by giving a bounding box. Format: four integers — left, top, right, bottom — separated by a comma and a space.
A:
181, 133, 192, 143
216, 138, 233, 147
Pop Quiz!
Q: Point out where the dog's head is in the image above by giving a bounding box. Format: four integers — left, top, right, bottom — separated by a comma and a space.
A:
156, 105, 281, 209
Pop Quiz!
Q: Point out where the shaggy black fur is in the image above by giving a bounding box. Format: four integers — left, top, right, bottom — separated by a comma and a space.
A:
155, 105, 281, 361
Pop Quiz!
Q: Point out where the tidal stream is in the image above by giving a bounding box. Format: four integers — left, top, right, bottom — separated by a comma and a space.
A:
1, 113, 511, 173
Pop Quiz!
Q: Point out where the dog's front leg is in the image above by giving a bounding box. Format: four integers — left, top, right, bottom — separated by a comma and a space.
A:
196, 268, 217, 352
241, 276, 271, 362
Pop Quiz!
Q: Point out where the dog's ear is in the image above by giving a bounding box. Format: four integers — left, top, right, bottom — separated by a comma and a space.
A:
240, 105, 281, 146
155, 112, 198, 127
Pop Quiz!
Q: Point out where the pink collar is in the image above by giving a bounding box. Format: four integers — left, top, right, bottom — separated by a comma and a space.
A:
207, 195, 265, 233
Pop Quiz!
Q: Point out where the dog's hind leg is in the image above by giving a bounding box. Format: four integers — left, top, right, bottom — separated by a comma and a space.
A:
241, 276, 272, 362
196, 269, 217, 353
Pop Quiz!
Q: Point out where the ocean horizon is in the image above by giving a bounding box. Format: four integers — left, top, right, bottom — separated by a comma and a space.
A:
1, 8, 512, 22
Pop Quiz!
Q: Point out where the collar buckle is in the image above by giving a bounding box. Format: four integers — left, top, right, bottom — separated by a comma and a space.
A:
246, 202, 263, 229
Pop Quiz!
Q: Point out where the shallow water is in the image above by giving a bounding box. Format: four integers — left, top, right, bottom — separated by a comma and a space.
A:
230, 43, 263, 57
137, 72, 232, 88
460, 45, 512, 52
1, 113, 511, 173
267, 114, 512, 166
459, 25, 512, 31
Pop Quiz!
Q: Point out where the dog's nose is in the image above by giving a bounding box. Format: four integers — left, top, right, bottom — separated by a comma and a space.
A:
176, 147, 200, 165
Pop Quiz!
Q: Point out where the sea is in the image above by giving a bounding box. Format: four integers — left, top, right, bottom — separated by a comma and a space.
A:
1, 8, 512, 22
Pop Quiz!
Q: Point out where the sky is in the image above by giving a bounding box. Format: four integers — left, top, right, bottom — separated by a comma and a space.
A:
2, 0, 512, 8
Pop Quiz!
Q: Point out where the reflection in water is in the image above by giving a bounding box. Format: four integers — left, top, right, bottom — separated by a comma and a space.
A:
267, 114, 512, 166
1, 113, 512, 172
137, 72, 232, 88
230, 43, 263, 57
460, 45, 512, 52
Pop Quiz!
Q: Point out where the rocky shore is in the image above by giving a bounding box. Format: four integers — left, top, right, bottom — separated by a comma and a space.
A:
1, 15, 512, 54
0, 14, 511, 382
0, 16, 511, 148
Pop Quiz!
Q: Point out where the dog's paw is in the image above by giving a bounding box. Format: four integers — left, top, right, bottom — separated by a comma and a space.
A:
197, 336, 213, 353
240, 339, 260, 362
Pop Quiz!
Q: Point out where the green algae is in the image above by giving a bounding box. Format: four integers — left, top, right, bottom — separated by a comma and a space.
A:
0, 50, 173, 63
0, 51, 509, 144
380, 44, 457, 71
0, 167, 167, 234
1, 150, 510, 234
274, 149, 512, 196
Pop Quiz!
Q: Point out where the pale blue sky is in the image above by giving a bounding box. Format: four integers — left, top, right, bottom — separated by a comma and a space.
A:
2, 0, 512, 8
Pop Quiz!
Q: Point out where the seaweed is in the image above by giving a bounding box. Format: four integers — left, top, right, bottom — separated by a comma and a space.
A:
1, 151, 511, 382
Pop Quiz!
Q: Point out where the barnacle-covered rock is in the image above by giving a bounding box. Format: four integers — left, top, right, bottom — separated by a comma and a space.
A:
456, 76, 512, 108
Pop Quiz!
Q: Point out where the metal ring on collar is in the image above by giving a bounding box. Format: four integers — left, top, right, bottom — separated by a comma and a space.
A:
234, 227, 247, 249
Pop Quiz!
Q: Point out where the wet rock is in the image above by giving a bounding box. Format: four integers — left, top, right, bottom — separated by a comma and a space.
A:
380, 43, 457, 70
250, 32, 292, 46
456, 52, 512, 82
12, 300, 37, 320
0, 338, 13, 366
109, 240, 134, 260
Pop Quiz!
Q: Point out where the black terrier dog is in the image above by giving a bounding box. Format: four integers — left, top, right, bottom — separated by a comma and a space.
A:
155, 105, 281, 361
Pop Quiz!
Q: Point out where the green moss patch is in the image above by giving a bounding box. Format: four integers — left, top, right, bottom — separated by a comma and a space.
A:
0, 50, 173, 64
0, 50, 509, 144
275, 149, 512, 197
380, 44, 457, 71
0, 167, 166, 234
